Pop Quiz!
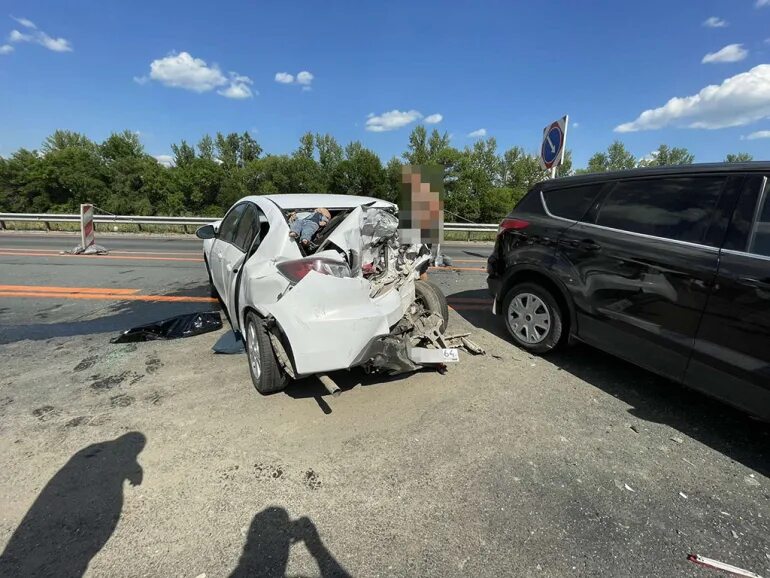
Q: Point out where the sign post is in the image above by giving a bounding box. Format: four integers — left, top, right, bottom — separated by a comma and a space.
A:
539, 115, 569, 178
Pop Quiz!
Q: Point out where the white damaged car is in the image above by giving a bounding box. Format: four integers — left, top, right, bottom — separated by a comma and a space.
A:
197, 194, 480, 395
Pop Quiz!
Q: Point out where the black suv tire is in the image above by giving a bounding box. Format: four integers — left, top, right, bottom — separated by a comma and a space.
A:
502, 282, 563, 354
244, 311, 289, 394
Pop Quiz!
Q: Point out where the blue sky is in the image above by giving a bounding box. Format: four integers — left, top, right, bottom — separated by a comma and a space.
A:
1, 0, 769, 168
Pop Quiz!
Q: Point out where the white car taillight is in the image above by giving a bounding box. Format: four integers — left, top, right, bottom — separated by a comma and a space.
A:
277, 257, 352, 283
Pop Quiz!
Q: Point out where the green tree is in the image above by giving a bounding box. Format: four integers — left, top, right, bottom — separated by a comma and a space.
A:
638, 144, 694, 167
585, 140, 636, 173
197, 134, 215, 161
403, 125, 429, 164
171, 140, 196, 167
295, 132, 315, 160
215, 132, 241, 167
240, 132, 262, 164
725, 152, 753, 163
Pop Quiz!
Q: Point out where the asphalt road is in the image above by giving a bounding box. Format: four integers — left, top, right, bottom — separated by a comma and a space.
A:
0, 231, 768, 577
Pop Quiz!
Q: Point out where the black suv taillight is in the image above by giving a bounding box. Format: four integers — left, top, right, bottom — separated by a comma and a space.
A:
497, 218, 530, 236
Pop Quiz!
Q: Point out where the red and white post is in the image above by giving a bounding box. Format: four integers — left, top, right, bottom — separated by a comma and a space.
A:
80, 204, 95, 249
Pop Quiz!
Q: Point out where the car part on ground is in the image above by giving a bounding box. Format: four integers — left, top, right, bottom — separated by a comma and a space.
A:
111, 312, 222, 343
212, 330, 245, 354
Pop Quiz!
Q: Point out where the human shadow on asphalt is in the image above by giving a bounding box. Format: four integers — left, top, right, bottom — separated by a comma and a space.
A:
0, 283, 219, 344
449, 288, 770, 478
229, 507, 350, 578
0, 432, 146, 577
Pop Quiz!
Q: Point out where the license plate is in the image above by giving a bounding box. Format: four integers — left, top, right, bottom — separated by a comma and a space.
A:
441, 348, 459, 362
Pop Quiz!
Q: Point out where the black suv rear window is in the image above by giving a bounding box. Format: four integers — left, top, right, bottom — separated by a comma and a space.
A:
596, 176, 726, 244
543, 184, 603, 221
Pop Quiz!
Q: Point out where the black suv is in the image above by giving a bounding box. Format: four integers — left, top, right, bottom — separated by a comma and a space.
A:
487, 162, 770, 420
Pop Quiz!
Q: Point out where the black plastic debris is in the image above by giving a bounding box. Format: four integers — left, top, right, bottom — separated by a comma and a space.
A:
110, 311, 222, 343
212, 330, 245, 354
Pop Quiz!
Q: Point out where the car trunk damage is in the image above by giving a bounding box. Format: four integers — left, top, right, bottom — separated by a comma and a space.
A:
248, 205, 484, 380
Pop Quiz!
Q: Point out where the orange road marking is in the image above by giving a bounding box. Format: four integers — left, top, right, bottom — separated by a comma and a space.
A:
0, 250, 203, 262
0, 290, 217, 303
0, 247, 200, 256
0, 285, 140, 295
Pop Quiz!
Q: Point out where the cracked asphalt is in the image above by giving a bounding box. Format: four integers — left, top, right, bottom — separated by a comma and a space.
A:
0, 232, 768, 577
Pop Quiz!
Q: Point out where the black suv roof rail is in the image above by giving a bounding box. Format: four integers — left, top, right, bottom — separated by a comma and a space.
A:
536, 161, 770, 191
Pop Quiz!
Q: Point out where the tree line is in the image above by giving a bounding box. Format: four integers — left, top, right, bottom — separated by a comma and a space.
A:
0, 127, 755, 223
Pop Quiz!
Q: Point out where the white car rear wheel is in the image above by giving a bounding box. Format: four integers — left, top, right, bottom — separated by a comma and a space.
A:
244, 311, 289, 394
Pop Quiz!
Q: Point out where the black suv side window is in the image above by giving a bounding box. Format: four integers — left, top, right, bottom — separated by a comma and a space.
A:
748, 177, 770, 257
219, 203, 247, 244
542, 184, 604, 221
596, 176, 726, 244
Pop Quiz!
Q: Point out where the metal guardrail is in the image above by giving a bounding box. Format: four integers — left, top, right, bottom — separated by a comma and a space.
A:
0, 212, 498, 234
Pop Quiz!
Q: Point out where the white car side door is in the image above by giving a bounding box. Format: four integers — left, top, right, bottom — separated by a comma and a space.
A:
210, 203, 247, 306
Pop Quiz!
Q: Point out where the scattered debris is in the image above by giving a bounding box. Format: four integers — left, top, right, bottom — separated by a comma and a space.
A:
687, 554, 763, 578
629, 425, 640, 434
744, 474, 760, 487
212, 330, 245, 354
670, 436, 684, 444
111, 312, 222, 343
614, 480, 636, 492
679, 492, 688, 499
731, 530, 739, 539
61, 244, 109, 255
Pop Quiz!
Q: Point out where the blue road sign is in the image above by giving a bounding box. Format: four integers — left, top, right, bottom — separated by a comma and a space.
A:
541, 123, 563, 168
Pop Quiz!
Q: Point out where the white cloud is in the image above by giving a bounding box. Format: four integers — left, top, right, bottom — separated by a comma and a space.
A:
757, 0, 770, 7
468, 128, 487, 137
365, 109, 423, 132
7, 18, 72, 52
615, 65, 770, 132
143, 51, 254, 98
154, 154, 175, 167
217, 74, 255, 99
11, 16, 36, 29
275, 70, 314, 89
0, 44, 13, 54
703, 16, 728, 28
425, 113, 443, 124
9, 29, 31, 42
296, 70, 313, 85
744, 130, 770, 139
36, 33, 72, 52
572, 121, 580, 128
149, 52, 226, 92
702, 44, 748, 64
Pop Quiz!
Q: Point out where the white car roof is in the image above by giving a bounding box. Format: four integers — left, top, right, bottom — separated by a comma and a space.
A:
245, 193, 396, 211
